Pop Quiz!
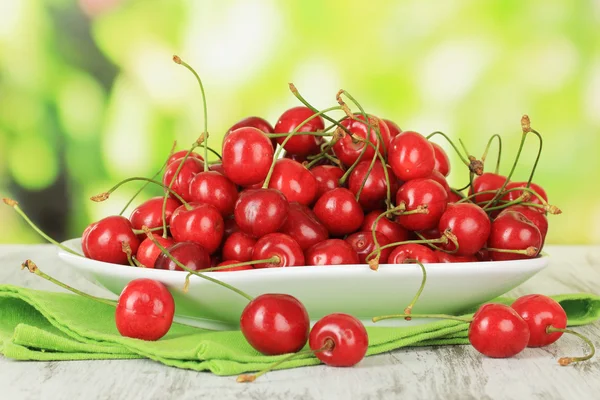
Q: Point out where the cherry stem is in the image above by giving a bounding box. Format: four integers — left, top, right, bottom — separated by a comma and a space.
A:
483, 246, 538, 257
368, 205, 406, 269
426, 131, 471, 167
547, 326, 596, 366
206, 146, 222, 160
526, 129, 543, 188
481, 134, 502, 175
403, 260, 427, 320
132, 226, 165, 235
183, 257, 279, 287
355, 140, 381, 202
414, 231, 459, 254
143, 228, 254, 302
237, 340, 334, 383
173, 55, 210, 172
21, 260, 117, 307
3, 198, 83, 257
91, 177, 189, 207
122, 242, 136, 267
372, 313, 472, 323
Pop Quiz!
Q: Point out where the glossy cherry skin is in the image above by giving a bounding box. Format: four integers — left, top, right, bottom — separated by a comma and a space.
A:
332, 114, 391, 167
222, 127, 274, 186
502, 181, 548, 209
361, 210, 409, 243
470, 173, 509, 205
252, 233, 305, 268
388, 244, 439, 264
170, 203, 224, 254
305, 239, 360, 266
311, 165, 345, 200
427, 170, 451, 195
166, 150, 203, 167
268, 158, 317, 205
280, 202, 329, 251
345, 231, 392, 264
313, 188, 364, 236
434, 251, 478, 263
83, 216, 140, 265
240, 293, 310, 355
382, 119, 401, 138
488, 211, 542, 261
498, 205, 548, 244
309, 313, 368, 367
115, 279, 175, 341
388, 131, 435, 181
274, 106, 325, 156
136, 234, 175, 268
395, 179, 448, 231
468, 303, 530, 358
189, 171, 238, 217
214, 259, 254, 272
431, 142, 451, 177
222, 232, 257, 262
154, 241, 211, 271
130, 196, 181, 240
511, 294, 567, 347
234, 188, 289, 238
348, 160, 398, 211
438, 203, 491, 256
162, 156, 204, 202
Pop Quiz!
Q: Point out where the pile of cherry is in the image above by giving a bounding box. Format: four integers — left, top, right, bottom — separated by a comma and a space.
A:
5, 55, 594, 381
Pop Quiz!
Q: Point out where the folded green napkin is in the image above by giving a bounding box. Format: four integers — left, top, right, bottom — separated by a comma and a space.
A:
1, 284, 599, 376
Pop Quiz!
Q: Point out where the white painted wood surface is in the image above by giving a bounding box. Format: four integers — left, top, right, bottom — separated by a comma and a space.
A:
0, 244, 599, 400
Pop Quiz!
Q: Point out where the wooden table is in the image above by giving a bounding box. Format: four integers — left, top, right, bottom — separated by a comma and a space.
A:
1, 244, 599, 400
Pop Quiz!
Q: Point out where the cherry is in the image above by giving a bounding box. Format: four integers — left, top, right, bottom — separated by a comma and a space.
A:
240, 293, 310, 355
222, 127, 274, 186
431, 142, 451, 177
388, 244, 439, 264
470, 172, 508, 205
209, 162, 225, 175
426, 170, 451, 195
345, 231, 393, 264
382, 119, 401, 138
511, 294, 566, 347
170, 203, 224, 254
311, 165, 345, 200
332, 114, 391, 167
115, 278, 175, 341
274, 106, 325, 156
503, 181, 548, 208
214, 259, 254, 272
83, 216, 140, 265
488, 211, 542, 261
280, 202, 329, 250
395, 179, 448, 231
130, 196, 181, 239
348, 160, 397, 211
162, 156, 204, 201
252, 233, 305, 268
438, 203, 491, 256
305, 239, 360, 265
234, 188, 289, 238
388, 131, 435, 181
434, 251, 477, 263
498, 205, 548, 244
267, 158, 317, 205
154, 241, 211, 271
309, 313, 369, 367
361, 210, 409, 243
468, 303, 530, 358
189, 171, 238, 216
136, 234, 175, 267
222, 232, 257, 262
313, 188, 364, 236
226, 116, 274, 137
166, 150, 203, 167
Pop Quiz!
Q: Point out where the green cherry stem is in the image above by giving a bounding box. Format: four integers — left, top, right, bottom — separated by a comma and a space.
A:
481, 134, 503, 175
483, 246, 539, 257
426, 131, 471, 167
546, 326, 596, 366
402, 260, 427, 319
207, 146, 222, 160
526, 128, 543, 188
90, 177, 189, 207
372, 313, 472, 323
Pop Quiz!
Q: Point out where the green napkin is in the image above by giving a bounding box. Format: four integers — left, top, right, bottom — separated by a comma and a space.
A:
0, 284, 599, 376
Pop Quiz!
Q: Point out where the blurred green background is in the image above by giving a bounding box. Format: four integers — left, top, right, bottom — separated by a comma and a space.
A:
1, 0, 599, 244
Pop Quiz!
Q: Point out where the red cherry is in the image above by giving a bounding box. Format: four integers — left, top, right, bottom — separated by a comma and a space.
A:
274, 106, 325, 156
280, 202, 329, 251
503, 181, 548, 209
240, 293, 309, 355
361, 210, 409, 243
234, 188, 289, 238
115, 278, 174, 341
498, 205, 548, 244
214, 259, 254, 272
511, 294, 567, 347
434, 251, 477, 263
345, 231, 392, 264
268, 159, 317, 205
136, 234, 175, 268
83, 216, 140, 265
309, 313, 368, 367
381, 119, 401, 138
348, 160, 398, 211
162, 156, 204, 202
388, 131, 435, 181
252, 233, 305, 268
154, 241, 211, 271
426, 170, 451, 195
208, 162, 225, 175
332, 114, 391, 167
81, 224, 94, 257
166, 150, 203, 167
431, 142, 451, 177
222, 127, 274, 186
170, 203, 224, 254
313, 188, 364, 236
305, 239, 360, 265
468, 303, 530, 358
226, 116, 274, 137
130, 196, 181, 239
438, 203, 491, 256
488, 211, 542, 261
470, 173, 508, 205
395, 179, 448, 231
388, 244, 439, 264
222, 231, 257, 262
311, 165, 344, 200
189, 171, 238, 216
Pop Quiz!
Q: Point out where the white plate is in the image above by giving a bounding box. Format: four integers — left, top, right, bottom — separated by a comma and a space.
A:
57, 238, 548, 330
